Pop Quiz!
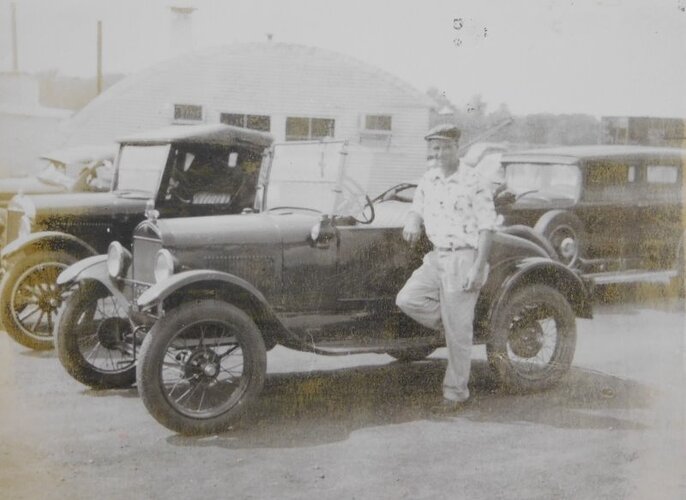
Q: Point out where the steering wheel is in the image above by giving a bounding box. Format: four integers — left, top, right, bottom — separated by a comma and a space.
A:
335, 177, 375, 224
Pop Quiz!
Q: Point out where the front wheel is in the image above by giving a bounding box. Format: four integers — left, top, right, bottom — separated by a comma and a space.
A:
0, 250, 78, 350
55, 280, 138, 389
487, 284, 576, 392
137, 299, 267, 435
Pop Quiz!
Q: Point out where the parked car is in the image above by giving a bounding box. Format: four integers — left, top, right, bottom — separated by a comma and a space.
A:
497, 145, 685, 286
0, 124, 273, 350
56, 140, 593, 435
0, 145, 116, 245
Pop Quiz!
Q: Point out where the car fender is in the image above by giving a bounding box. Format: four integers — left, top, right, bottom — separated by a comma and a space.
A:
1, 231, 98, 261
56, 254, 131, 309
137, 269, 270, 309
474, 256, 592, 340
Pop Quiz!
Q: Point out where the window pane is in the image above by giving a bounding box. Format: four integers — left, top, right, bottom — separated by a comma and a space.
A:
246, 114, 271, 132
505, 163, 580, 200
285, 117, 310, 141
116, 145, 170, 193
646, 165, 678, 184
311, 118, 335, 138
586, 161, 633, 186
219, 113, 245, 127
365, 115, 392, 131
174, 104, 202, 121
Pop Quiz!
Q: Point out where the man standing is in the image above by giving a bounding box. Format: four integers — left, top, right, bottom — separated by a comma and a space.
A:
396, 124, 498, 413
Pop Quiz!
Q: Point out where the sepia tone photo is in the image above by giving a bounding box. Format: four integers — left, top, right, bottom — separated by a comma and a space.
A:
0, 1, 684, 498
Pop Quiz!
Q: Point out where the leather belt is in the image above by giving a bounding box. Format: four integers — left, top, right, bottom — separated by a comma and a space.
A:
435, 246, 473, 252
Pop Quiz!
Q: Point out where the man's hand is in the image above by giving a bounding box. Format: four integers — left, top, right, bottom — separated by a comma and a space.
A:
402, 213, 422, 245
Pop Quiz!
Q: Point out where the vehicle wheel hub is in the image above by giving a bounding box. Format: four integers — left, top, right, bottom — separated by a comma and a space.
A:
184, 349, 221, 382
558, 237, 577, 260
509, 321, 544, 358
96, 317, 131, 349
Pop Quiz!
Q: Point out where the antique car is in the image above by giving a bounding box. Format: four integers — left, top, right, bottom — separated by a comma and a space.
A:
56, 140, 592, 435
0, 145, 116, 244
0, 124, 272, 350
497, 145, 684, 288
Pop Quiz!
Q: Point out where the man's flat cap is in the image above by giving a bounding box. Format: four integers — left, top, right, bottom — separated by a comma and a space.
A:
424, 124, 461, 142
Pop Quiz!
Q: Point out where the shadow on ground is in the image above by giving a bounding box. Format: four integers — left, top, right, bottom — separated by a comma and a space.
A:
166, 358, 654, 450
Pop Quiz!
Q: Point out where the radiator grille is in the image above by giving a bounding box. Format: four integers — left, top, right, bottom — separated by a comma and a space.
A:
132, 236, 161, 285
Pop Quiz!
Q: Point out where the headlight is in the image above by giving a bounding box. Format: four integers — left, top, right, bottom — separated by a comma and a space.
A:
153, 249, 176, 283
107, 241, 131, 279
18, 215, 32, 238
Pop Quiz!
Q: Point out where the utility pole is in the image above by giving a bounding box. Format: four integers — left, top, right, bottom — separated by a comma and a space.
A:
11, 2, 18, 72
96, 20, 103, 94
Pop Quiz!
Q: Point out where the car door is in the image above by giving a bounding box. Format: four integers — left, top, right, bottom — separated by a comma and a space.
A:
636, 158, 683, 270
576, 158, 642, 270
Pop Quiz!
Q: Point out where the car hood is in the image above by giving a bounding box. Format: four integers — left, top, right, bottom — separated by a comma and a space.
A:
0, 177, 66, 204
156, 211, 319, 249
11, 192, 148, 218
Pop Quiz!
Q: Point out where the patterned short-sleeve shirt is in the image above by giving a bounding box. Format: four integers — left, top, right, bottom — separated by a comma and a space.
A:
410, 164, 497, 249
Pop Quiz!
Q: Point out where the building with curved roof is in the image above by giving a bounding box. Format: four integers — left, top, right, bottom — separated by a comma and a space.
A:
61, 42, 438, 195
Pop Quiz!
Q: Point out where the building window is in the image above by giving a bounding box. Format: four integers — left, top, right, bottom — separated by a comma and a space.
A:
220, 113, 271, 132
364, 114, 392, 131
646, 165, 678, 184
174, 104, 203, 122
359, 114, 392, 148
285, 117, 335, 141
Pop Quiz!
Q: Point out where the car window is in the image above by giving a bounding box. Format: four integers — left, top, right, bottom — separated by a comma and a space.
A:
264, 142, 345, 213
165, 148, 261, 207
116, 144, 170, 193
504, 162, 581, 200
586, 161, 636, 186
646, 165, 678, 184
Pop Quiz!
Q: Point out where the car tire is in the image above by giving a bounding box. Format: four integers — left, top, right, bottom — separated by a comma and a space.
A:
55, 280, 137, 389
137, 299, 267, 435
0, 250, 78, 350
487, 284, 576, 392
533, 210, 585, 268
386, 346, 436, 362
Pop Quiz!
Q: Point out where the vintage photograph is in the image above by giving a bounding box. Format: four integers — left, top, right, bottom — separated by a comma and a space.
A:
0, 0, 684, 498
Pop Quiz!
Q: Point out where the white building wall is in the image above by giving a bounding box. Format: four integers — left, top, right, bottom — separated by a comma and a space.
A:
62, 43, 437, 193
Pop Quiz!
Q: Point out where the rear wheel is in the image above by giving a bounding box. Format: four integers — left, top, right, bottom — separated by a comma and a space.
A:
0, 250, 78, 350
55, 280, 138, 389
137, 299, 266, 435
487, 284, 576, 392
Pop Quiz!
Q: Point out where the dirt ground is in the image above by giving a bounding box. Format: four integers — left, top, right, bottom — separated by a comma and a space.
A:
1, 290, 684, 500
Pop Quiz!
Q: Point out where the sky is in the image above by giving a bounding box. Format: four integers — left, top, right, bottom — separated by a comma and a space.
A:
0, 0, 685, 117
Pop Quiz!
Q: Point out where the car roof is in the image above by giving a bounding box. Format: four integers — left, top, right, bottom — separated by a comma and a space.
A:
118, 124, 274, 149
39, 144, 118, 164
502, 145, 686, 165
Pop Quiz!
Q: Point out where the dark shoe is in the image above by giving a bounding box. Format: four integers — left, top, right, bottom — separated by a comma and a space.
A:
430, 398, 470, 416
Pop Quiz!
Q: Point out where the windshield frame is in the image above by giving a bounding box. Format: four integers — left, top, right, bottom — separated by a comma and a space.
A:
113, 143, 171, 195
259, 141, 348, 215
503, 161, 582, 202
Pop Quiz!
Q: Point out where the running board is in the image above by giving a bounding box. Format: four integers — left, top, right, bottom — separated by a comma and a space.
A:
584, 269, 678, 285
304, 337, 443, 356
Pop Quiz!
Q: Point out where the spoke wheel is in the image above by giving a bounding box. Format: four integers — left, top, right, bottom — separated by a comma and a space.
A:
56, 280, 139, 389
487, 284, 576, 392
137, 299, 266, 435
0, 251, 78, 350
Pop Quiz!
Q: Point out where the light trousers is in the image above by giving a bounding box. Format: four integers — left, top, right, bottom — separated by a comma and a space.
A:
396, 249, 479, 402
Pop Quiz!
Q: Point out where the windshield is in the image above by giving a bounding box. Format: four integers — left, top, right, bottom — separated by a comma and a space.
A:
504, 162, 581, 200
263, 142, 345, 213
115, 144, 170, 193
